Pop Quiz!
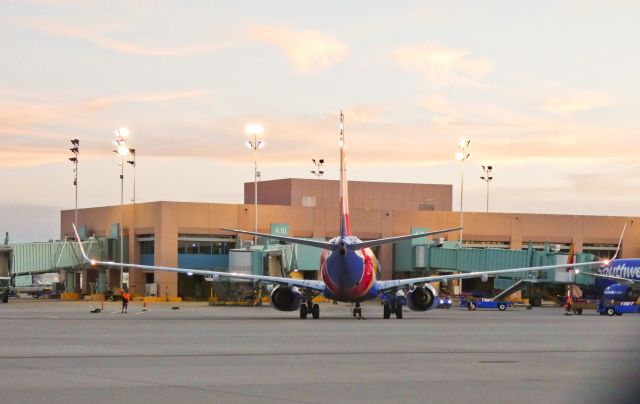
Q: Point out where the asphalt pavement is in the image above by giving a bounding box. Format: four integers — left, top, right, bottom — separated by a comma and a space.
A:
1, 300, 639, 404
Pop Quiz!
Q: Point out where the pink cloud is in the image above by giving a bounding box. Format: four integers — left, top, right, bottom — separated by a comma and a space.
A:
542, 91, 612, 116
31, 21, 213, 57
394, 43, 492, 85
251, 26, 349, 74
85, 90, 208, 110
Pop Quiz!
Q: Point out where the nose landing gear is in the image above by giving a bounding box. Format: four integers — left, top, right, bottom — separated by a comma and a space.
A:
352, 301, 365, 319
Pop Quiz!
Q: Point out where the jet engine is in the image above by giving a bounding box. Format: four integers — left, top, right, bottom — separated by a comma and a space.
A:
603, 284, 638, 302
406, 284, 438, 311
270, 285, 302, 311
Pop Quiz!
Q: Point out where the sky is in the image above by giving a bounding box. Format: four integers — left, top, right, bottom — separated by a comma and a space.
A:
1, 0, 639, 242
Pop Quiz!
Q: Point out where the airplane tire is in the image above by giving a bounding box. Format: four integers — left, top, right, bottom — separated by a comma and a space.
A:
468, 302, 477, 311
300, 303, 308, 319
311, 304, 320, 319
529, 297, 542, 307
606, 307, 615, 316
1, 293, 7, 304
383, 303, 391, 319
395, 303, 403, 319
498, 303, 506, 311
573, 308, 583, 315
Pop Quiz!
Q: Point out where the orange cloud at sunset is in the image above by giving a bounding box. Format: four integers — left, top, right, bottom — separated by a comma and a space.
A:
31, 21, 213, 57
394, 43, 492, 85
85, 90, 208, 110
542, 91, 612, 116
251, 26, 349, 73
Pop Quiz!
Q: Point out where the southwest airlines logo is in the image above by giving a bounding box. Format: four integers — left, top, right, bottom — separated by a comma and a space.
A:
599, 261, 640, 280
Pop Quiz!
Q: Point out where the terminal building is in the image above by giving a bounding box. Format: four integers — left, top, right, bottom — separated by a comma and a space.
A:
56, 178, 639, 300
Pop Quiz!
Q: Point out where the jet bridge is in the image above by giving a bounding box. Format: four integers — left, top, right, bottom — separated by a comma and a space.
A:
7, 237, 105, 295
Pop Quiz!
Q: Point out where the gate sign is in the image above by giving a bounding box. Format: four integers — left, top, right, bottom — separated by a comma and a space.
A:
411, 227, 429, 246
270, 223, 290, 236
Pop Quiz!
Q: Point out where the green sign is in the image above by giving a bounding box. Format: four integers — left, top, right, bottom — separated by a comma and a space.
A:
411, 227, 429, 246
270, 223, 290, 236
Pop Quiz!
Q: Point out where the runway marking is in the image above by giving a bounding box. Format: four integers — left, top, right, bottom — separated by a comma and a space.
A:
3, 361, 316, 404
478, 360, 519, 363
0, 348, 637, 360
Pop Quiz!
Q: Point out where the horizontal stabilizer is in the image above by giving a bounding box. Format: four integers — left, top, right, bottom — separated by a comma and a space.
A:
349, 227, 462, 250
221, 228, 335, 250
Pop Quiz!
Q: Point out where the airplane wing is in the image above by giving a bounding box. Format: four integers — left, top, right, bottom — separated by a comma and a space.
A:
376, 261, 602, 292
349, 227, 462, 250
72, 225, 325, 292
580, 272, 640, 288
221, 228, 335, 250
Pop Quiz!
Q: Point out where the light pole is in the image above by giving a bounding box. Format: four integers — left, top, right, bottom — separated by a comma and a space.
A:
69, 139, 79, 225
455, 139, 471, 244
311, 158, 325, 177
245, 124, 265, 246
127, 148, 136, 205
113, 128, 130, 288
481, 165, 493, 213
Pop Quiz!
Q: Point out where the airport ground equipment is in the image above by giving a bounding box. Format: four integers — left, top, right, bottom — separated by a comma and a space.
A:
436, 296, 453, 309
0, 279, 10, 303
14, 284, 55, 298
597, 300, 640, 316
567, 298, 598, 315
460, 296, 512, 311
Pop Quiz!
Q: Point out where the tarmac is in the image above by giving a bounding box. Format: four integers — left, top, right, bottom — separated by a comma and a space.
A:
1, 299, 639, 404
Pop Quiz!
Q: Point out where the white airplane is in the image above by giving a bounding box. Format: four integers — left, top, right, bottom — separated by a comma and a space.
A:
73, 112, 600, 319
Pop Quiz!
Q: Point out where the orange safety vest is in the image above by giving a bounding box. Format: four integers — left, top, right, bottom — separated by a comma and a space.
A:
566, 295, 573, 305
123, 292, 130, 301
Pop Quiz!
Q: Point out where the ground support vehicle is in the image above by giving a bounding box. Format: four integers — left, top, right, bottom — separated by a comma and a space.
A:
436, 296, 453, 309
566, 298, 597, 315
0, 280, 9, 303
460, 296, 513, 311
597, 300, 640, 316
15, 285, 54, 298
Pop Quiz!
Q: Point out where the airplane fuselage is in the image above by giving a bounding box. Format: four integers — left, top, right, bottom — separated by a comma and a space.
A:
598, 259, 640, 281
595, 258, 640, 298
320, 236, 381, 302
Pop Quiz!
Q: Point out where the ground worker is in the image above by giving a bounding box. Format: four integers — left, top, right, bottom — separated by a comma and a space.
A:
121, 288, 130, 314
565, 293, 573, 316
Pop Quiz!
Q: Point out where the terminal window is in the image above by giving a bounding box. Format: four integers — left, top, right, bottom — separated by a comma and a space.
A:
302, 196, 316, 207
418, 200, 435, 211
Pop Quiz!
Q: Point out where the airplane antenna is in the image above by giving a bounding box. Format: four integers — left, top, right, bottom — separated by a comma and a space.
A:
611, 222, 627, 260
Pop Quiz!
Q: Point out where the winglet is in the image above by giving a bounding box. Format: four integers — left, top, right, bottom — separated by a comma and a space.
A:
72, 224, 95, 265
611, 222, 627, 260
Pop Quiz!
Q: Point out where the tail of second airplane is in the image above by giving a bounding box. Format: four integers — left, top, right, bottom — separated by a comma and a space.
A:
339, 111, 351, 238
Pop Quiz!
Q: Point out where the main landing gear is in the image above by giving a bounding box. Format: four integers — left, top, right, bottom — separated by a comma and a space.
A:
383, 302, 403, 319
300, 298, 320, 320
352, 301, 364, 319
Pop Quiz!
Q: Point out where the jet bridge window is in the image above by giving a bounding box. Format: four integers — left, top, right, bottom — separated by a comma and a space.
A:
177, 234, 235, 256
